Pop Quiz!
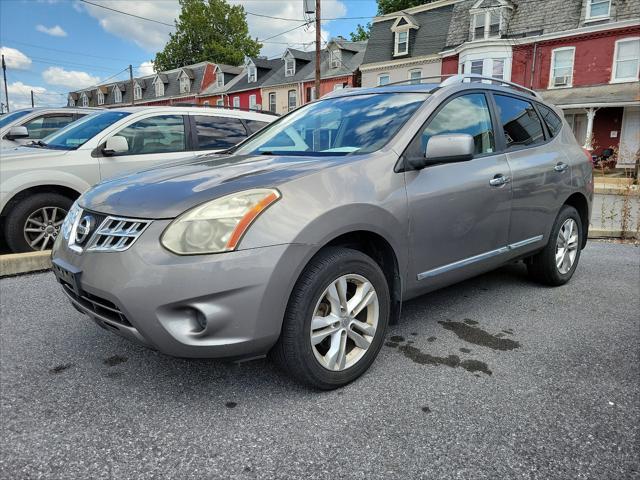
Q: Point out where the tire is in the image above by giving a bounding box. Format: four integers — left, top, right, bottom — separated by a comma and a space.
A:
272, 247, 390, 390
4, 193, 73, 253
527, 205, 582, 286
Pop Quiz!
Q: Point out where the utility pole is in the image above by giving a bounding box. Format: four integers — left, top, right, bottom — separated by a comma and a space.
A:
2, 54, 9, 112
31, 89, 34, 108
314, 0, 321, 100
129, 64, 134, 105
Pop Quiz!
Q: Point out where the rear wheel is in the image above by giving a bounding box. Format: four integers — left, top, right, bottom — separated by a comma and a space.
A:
4, 193, 73, 253
272, 247, 390, 389
527, 205, 582, 286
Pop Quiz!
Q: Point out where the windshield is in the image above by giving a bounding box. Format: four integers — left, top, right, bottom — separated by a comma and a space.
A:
233, 93, 428, 156
0, 109, 32, 129
37, 110, 131, 150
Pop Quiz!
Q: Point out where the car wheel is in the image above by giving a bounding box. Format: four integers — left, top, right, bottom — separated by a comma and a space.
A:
4, 193, 73, 253
527, 205, 582, 286
272, 247, 390, 390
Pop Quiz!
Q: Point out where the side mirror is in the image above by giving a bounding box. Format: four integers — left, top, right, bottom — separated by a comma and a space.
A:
5, 126, 29, 140
409, 133, 475, 169
102, 136, 129, 156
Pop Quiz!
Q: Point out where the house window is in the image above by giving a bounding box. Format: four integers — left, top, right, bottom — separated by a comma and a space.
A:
248, 65, 257, 82
215, 69, 224, 88
249, 94, 257, 110
471, 60, 484, 75
612, 38, 640, 82
155, 80, 164, 97
492, 59, 505, 80
269, 92, 276, 112
306, 86, 316, 103
395, 30, 408, 55
179, 74, 190, 93
113, 87, 122, 103
287, 90, 297, 111
550, 47, 575, 87
586, 0, 611, 19
233, 96, 240, 108
68, 97, 75, 107
472, 10, 501, 41
330, 49, 341, 68
97, 90, 105, 106
203, 101, 210, 106
378, 74, 390, 86
285, 58, 295, 77
333, 83, 345, 91
134, 83, 142, 101
408, 69, 421, 84
80, 93, 88, 107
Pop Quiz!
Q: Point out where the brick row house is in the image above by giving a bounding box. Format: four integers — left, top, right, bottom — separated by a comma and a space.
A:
67, 61, 240, 108
363, 0, 640, 165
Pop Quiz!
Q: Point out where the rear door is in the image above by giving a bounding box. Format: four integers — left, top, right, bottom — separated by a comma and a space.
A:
491, 94, 573, 250
192, 114, 250, 152
97, 114, 195, 180
403, 91, 513, 293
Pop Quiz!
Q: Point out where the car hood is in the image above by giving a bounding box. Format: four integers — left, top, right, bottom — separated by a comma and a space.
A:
79, 153, 337, 218
0, 145, 72, 161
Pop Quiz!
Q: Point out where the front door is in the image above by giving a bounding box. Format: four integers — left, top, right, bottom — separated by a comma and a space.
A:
403, 92, 512, 295
97, 114, 195, 180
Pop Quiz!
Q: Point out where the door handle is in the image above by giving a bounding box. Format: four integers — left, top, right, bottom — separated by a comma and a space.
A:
554, 162, 569, 172
489, 174, 511, 187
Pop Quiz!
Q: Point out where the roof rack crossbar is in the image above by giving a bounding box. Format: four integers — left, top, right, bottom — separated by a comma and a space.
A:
440, 74, 541, 98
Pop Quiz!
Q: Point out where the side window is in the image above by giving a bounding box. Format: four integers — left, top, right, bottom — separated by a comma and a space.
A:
194, 115, 248, 150
113, 115, 185, 155
537, 104, 562, 138
22, 114, 74, 140
494, 94, 545, 149
245, 120, 269, 134
421, 93, 495, 155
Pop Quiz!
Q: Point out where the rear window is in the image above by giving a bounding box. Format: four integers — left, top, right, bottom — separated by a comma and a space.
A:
537, 104, 563, 138
494, 94, 545, 149
245, 120, 269, 134
194, 115, 248, 150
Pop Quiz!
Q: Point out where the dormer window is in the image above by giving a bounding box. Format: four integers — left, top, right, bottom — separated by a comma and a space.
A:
97, 90, 105, 106
395, 31, 408, 55
390, 15, 418, 57
285, 57, 295, 77
80, 92, 88, 107
248, 64, 257, 82
215, 66, 224, 88
330, 48, 341, 69
586, 0, 611, 20
154, 78, 164, 97
179, 73, 190, 93
472, 9, 501, 40
134, 83, 142, 101
68, 97, 75, 107
113, 86, 122, 103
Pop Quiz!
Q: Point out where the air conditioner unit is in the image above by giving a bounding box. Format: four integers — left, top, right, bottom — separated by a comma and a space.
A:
554, 75, 570, 86
254, 104, 262, 110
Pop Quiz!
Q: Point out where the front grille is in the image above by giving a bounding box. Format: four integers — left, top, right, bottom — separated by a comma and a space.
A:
85, 215, 151, 252
61, 282, 132, 327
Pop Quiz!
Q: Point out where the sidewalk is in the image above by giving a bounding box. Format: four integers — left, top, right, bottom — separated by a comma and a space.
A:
591, 179, 639, 239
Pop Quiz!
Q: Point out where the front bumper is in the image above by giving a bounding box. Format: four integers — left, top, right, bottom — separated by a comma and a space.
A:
52, 219, 312, 360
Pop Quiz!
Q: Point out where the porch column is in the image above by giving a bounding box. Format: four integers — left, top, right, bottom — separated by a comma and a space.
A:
583, 107, 598, 150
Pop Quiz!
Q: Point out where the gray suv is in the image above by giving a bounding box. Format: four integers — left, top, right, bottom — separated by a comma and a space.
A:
51, 75, 593, 389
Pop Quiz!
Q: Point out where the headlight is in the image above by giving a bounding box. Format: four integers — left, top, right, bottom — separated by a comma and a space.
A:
161, 188, 280, 255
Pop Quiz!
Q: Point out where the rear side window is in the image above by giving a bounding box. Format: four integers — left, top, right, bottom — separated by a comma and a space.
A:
494, 94, 545, 149
23, 114, 75, 140
537, 104, 562, 138
245, 120, 269, 134
113, 115, 186, 155
194, 115, 248, 150
421, 93, 495, 155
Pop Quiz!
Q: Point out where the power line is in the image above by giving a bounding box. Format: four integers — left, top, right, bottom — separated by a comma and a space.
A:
258, 22, 312, 43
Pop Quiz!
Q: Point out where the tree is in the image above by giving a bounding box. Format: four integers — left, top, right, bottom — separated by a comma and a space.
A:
349, 23, 371, 41
154, 0, 261, 71
377, 0, 430, 15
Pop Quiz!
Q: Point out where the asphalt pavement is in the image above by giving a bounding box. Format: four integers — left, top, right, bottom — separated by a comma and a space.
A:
1, 241, 638, 480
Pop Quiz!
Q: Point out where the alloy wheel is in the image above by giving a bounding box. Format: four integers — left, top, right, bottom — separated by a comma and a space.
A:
310, 274, 379, 371
555, 218, 579, 274
23, 206, 67, 251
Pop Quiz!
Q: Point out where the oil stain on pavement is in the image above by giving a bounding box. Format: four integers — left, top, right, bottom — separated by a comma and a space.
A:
103, 355, 128, 367
438, 319, 520, 351
49, 363, 73, 374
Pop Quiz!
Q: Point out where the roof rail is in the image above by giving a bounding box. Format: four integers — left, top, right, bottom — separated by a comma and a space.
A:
170, 103, 280, 116
379, 75, 454, 87
440, 74, 541, 98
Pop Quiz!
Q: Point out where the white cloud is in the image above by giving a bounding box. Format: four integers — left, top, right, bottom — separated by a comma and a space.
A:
42, 66, 100, 90
36, 24, 68, 37
0, 46, 33, 70
138, 61, 155, 76
74, 0, 346, 58
4, 81, 64, 111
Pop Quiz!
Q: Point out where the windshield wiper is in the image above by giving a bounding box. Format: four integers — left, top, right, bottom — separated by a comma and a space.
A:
28, 140, 48, 148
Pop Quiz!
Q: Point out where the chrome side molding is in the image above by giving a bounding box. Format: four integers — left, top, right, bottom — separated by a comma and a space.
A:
417, 235, 544, 280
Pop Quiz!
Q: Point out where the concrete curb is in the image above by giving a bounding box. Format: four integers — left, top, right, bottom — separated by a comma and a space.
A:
0, 251, 52, 277
594, 185, 639, 196
588, 228, 638, 240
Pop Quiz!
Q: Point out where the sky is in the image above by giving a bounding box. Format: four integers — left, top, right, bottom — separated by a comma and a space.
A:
0, 0, 378, 111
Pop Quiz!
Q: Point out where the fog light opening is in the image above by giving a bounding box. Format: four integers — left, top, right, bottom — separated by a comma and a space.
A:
194, 309, 207, 332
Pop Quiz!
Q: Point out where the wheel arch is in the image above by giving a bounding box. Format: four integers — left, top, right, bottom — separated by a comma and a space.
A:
1, 184, 82, 219
562, 192, 589, 249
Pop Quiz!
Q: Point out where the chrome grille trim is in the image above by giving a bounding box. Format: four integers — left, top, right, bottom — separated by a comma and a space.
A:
85, 215, 152, 252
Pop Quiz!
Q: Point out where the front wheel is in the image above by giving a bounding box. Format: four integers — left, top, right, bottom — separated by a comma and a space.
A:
272, 247, 390, 390
527, 205, 583, 286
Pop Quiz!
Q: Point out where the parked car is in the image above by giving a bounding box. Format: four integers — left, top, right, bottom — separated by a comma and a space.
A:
0, 105, 276, 252
51, 75, 593, 389
0, 107, 97, 150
